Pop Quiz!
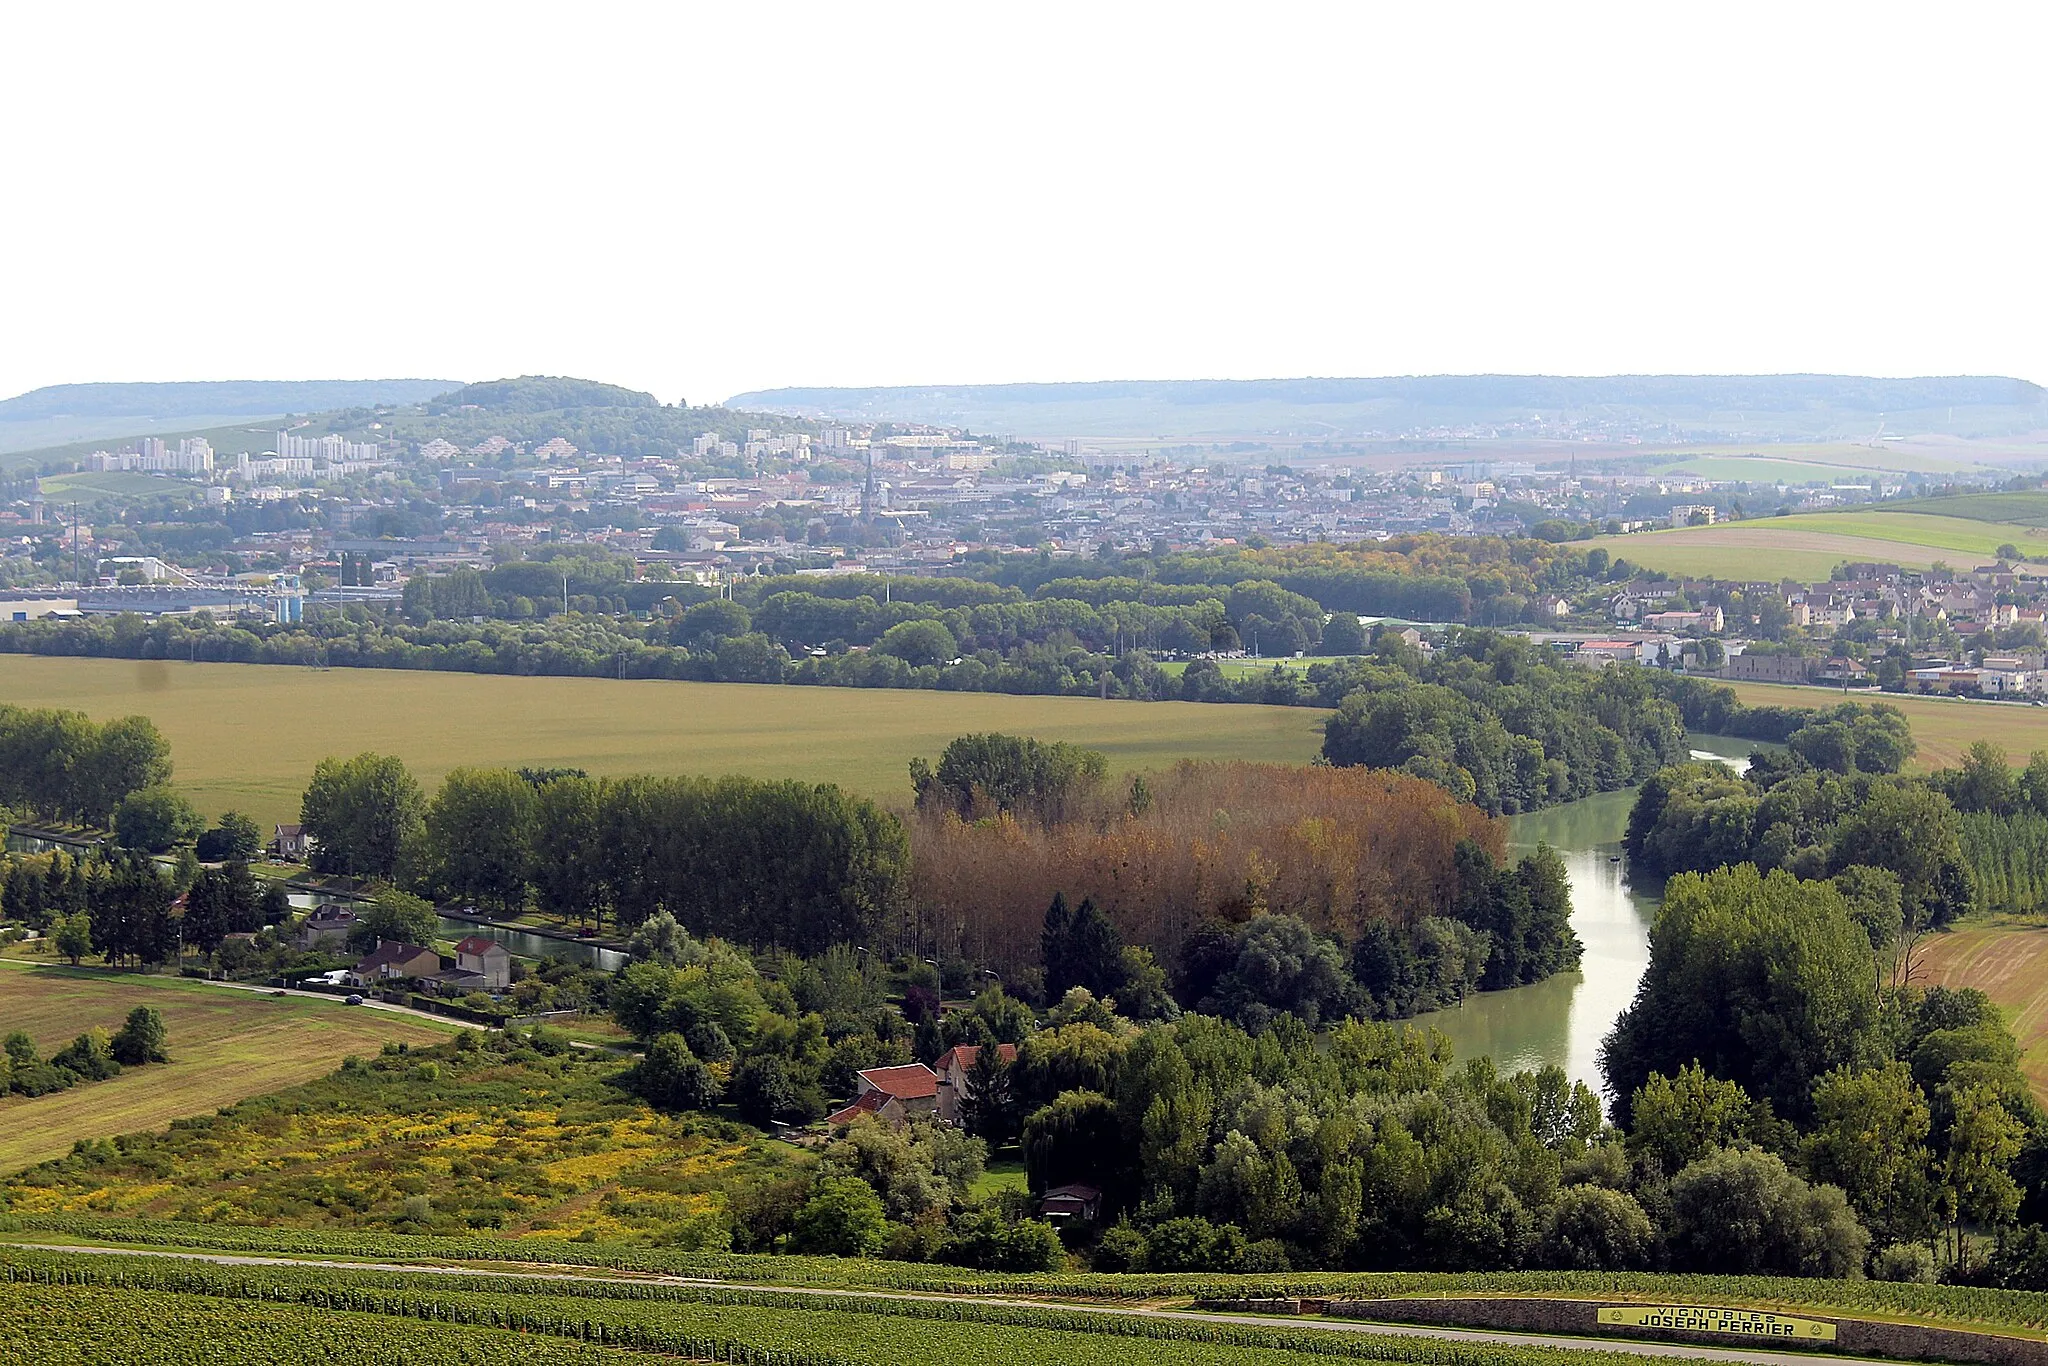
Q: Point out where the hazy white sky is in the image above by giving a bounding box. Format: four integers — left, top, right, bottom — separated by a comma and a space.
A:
2, 3, 2043, 404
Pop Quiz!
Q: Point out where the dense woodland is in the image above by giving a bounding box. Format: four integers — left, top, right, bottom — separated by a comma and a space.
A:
288, 733, 1580, 1023
1622, 708, 2019, 953
1319, 633, 1688, 814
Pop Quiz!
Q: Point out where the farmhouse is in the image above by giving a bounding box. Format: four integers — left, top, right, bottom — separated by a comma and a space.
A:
826, 1062, 939, 1127
932, 1042, 1017, 1125
1038, 1182, 1103, 1222
350, 940, 440, 985
453, 935, 513, 990
272, 823, 313, 861
296, 904, 359, 950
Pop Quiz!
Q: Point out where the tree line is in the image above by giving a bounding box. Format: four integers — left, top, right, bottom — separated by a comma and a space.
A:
904, 735, 1581, 1023
1320, 632, 1691, 815
1622, 719, 2005, 975
1602, 857, 2042, 1281
603, 915, 1881, 1277
300, 756, 909, 954
0, 705, 172, 829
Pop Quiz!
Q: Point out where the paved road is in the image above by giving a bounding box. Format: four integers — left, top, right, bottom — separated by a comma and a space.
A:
0, 1241, 1918, 1366
197, 976, 485, 1030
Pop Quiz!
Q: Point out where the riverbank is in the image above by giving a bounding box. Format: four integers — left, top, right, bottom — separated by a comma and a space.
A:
1722, 679, 2048, 769
1406, 734, 1760, 1099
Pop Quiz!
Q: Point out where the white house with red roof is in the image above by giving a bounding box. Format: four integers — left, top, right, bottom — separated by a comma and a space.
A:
932, 1043, 1017, 1125
453, 936, 513, 990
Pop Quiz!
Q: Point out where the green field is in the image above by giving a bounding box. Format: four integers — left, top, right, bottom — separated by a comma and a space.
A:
0, 963, 451, 1170
1721, 679, 2048, 769
1157, 655, 1352, 678
1621, 441, 2005, 478
0, 656, 1326, 824
1873, 492, 2048, 527
1590, 507, 2048, 580
35, 469, 202, 500
1639, 456, 1894, 483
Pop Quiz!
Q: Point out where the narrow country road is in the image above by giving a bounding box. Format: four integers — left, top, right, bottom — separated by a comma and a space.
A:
1, 1241, 1919, 1366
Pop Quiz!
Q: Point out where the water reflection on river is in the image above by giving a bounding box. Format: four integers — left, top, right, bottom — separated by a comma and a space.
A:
1406, 735, 1757, 1102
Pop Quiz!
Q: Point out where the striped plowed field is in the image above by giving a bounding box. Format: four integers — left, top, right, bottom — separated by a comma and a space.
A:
1916, 920, 2048, 1099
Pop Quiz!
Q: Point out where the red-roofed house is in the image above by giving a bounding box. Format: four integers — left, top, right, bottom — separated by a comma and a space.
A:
828, 1062, 939, 1127
825, 1089, 899, 1128
933, 1043, 1018, 1125
453, 936, 513, 990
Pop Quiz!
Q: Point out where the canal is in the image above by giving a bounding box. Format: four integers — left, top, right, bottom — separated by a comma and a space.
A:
1408, 733, 1758, 1102
281, 892, 626, 971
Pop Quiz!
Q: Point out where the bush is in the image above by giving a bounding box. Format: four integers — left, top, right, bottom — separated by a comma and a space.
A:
112, 786, 203, 853
1537, 1184, 1655, 1270
1872, 1241, 1937, 1283
195, 812, 262, 863
1092, 1221, 1149, 1271
1239, 1237, 1292, 1273
730, 1055, 801, 1129
632, 1034, 716, 1110
791, 1175, 887, 1256
1667, 1146, 1869, 1277
51, 1029, 120, 1083
1142, 1215, 1247, 1272
109, 1006, 167, 1066
940, 1208, 1067, 1271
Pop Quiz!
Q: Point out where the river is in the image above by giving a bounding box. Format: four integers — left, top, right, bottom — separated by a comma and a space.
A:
1407, 733, 1758, 1101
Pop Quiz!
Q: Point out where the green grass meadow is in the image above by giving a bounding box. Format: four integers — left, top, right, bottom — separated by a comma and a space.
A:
0, 656, 1326, 824
0, 963, 452, 1170
1591, 503, 2048, 580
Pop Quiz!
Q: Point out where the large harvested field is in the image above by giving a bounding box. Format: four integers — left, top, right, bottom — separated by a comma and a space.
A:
0, 656, 1326, 824
1917, 919, 2048, 1100
0, 963, 451, 1170
1720, 679, 2048, 768
1589, 508, 2048, 580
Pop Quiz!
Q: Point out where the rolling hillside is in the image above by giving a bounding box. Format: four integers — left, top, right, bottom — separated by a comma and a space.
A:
0, 379, 460, 455
729, 373, 2048, 442
1590, 494, 2048, 579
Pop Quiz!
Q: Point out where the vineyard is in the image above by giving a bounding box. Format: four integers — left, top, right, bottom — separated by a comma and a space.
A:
0, 1245, 1656, 1366
13, 1224, 2048, 1337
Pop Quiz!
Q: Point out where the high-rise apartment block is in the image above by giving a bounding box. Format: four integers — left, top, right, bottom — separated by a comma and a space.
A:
277, 431, 380, 463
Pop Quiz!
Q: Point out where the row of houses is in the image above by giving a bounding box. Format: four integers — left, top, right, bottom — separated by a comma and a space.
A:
297, 910, 514, 996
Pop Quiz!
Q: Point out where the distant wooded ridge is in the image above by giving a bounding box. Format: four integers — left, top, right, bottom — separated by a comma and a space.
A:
728, 374, 2048, 441
0, 379, 462, 423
